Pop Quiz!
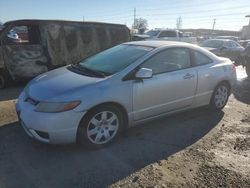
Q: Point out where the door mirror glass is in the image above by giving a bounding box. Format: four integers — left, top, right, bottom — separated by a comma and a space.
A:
135, 68, 153, 79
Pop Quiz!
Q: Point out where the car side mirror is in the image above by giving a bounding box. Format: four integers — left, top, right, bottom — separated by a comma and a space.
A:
135, 68, 153, 79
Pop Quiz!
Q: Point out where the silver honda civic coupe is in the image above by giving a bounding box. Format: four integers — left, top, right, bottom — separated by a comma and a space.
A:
16, 41, 236, 148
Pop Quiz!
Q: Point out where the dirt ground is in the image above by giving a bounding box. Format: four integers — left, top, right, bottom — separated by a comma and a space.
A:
0, 67, 249, 188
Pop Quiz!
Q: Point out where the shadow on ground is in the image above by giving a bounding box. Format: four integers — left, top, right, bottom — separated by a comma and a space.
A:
0, 108, 224, 188
233, 77, 250, 105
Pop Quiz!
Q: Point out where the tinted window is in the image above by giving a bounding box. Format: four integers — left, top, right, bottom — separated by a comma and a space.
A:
201, 40, 223, 48
142, 48, 191, 74
145, 30, 160, 37
228, 41, 236, 48
193, 51, 213, 66
232, 41, 241, 47
79, 44, 153, 75
158, 31, 177, 38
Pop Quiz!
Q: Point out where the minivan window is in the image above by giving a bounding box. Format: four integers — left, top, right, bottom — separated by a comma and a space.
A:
4, 25, 40, 45
79, 44, 154, 75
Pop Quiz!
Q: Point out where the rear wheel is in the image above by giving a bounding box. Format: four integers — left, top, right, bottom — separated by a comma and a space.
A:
210, 83, 230, 110
77, 104, 124, 149
246, 63, 250, 77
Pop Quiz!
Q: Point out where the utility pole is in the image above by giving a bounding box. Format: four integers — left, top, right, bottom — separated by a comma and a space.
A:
133, 8, 136, 33
83, 16, 85, 22
212, 18, 216, 30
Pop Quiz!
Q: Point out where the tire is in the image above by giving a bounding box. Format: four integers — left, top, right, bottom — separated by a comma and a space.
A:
77, 104, 125, 149
246, 63, 250, 77
210, 83, 230, 110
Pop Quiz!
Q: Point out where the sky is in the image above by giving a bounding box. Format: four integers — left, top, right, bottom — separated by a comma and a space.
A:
0, 0, 250, 31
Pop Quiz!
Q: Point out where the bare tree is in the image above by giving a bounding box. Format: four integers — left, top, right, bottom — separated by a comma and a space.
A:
133, 18, 148, 34
176, 16, 182, 30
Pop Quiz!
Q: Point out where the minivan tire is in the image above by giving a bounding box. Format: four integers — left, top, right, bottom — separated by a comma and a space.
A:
210, 82, 230, 110
77, 104, 124, 149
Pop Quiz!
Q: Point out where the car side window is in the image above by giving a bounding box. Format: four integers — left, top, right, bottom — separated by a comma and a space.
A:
141, 48, 191, 75
228, 41, 234, 48
232, 41, 240, 47
228, 41, 238, 48
3, 25, 40, 45
223, 41, 230, 48
193, 50, 213, 66
158, 31, 177, 38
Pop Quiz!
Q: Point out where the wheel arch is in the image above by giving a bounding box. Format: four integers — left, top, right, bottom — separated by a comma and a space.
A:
76, 101, 129, 145
214, 80, 231, 91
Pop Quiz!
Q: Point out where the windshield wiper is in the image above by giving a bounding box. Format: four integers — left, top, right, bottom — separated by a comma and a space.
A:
70, 64, 106, 78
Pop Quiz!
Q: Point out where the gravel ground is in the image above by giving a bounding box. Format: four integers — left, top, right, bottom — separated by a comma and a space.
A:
0, 66, 249, 188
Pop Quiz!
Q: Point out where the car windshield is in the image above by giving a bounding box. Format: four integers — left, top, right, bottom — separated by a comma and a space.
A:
78, 44, 154, 75
201, 40, 224, 48
145, 30, 160, 37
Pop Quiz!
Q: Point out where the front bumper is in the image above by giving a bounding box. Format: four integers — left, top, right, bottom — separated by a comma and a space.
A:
16, 92, 86, 144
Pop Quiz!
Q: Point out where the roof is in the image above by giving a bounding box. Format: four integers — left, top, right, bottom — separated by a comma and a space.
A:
124, 40, 195, 48
216, 36, 238, 38
205, 38, 234, 42
3, 19, 126, 27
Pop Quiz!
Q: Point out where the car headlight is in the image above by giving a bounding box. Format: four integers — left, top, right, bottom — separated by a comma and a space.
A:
35, 101, 81, 113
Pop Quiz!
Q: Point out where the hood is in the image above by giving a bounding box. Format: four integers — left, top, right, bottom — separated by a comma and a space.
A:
203, 47, 218, 51
133, 34, 150, 40
134, 34, 150, 38
25, 66, 103, 101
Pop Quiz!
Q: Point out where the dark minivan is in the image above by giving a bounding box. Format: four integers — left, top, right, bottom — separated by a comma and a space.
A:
0, 19, 130, 88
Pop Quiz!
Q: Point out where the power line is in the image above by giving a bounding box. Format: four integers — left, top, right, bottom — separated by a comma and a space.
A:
86, 2, 249, 19
137, 7, 250, 17
144, 12, 249, 21
139, 0, 236, 11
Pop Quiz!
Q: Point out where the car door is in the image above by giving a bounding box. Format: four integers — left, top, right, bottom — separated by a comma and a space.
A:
191, 50, 215, 105
2, 24, 49, 80
133, 48, 197, 121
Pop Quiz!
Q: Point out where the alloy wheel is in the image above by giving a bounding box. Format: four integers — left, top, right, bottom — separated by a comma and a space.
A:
87, 111, 119, 144
214, 85, 228, 108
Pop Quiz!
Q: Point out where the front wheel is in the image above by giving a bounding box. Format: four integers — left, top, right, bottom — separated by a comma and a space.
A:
246, 63, 250, 77
77, 105, 124, 149
210, 83, 230, 110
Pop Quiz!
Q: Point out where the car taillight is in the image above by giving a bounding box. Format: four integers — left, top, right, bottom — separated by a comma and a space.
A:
232, 63, 236, 72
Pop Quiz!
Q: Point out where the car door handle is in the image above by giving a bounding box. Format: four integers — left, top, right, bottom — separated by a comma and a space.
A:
183, 73, 195, 79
